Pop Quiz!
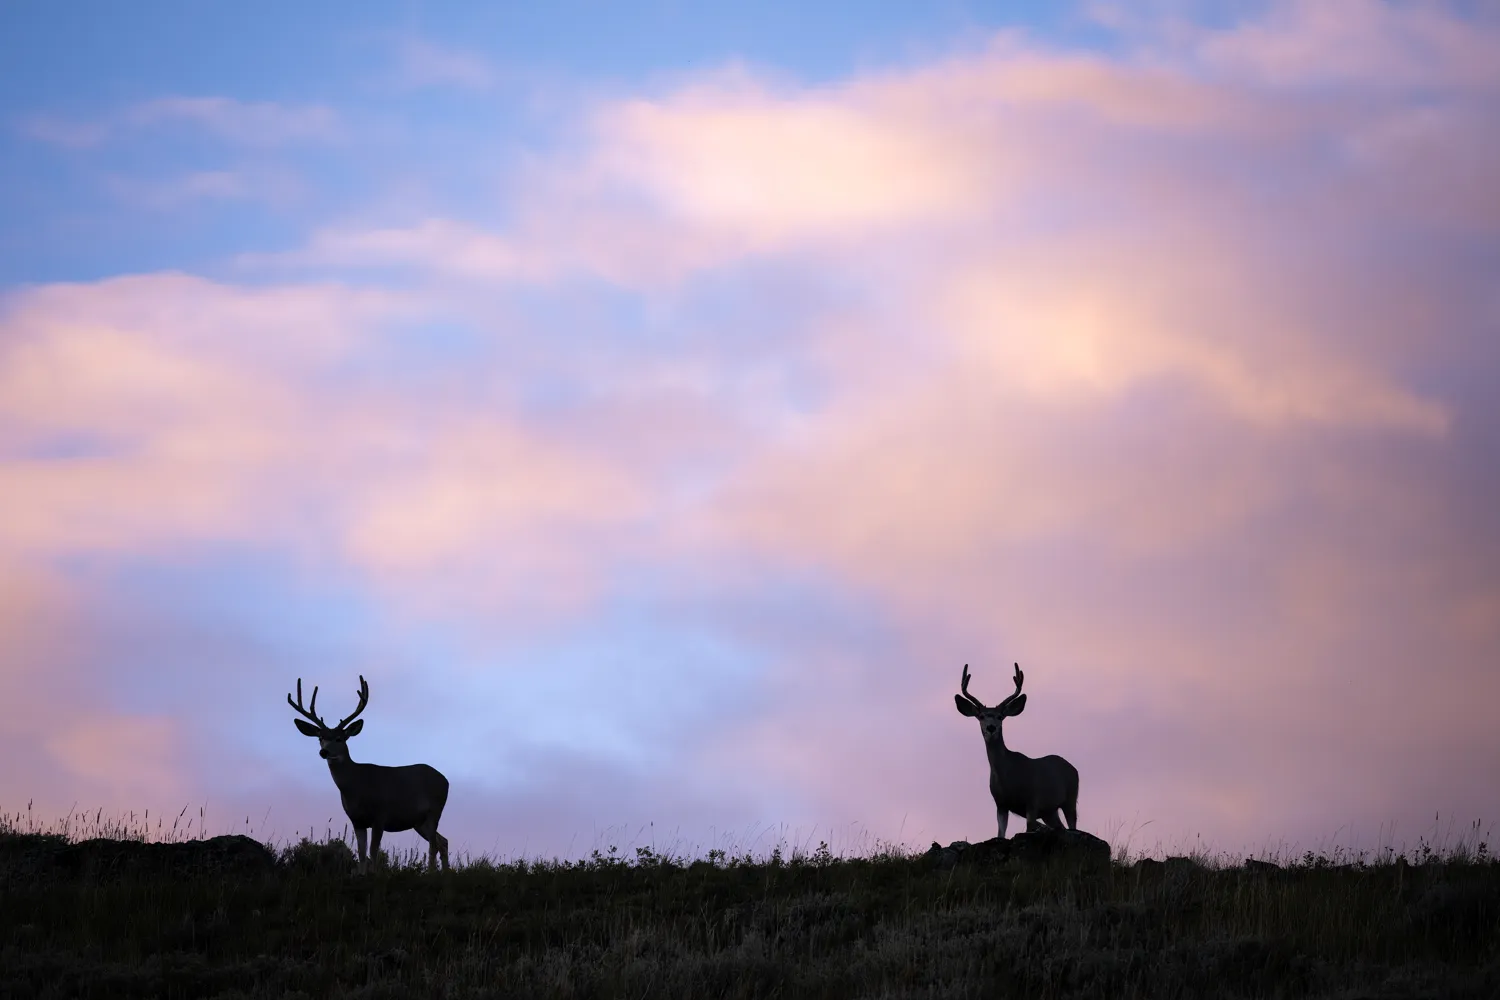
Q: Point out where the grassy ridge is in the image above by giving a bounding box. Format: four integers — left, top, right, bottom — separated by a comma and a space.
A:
2, 815, 1498, 999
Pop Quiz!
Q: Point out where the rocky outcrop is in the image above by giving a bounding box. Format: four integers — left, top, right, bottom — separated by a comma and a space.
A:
1133, 855, 1204, 878
0, 832, 277, 882
926, 827, 1112, 871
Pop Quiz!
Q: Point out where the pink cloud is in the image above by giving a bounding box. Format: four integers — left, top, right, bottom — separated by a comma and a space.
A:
0, 276, 396, 556
1181, 0, 1500, 91
45, 715, 184, 800
0, 568, 189, 820
592, 78, 986, 244
0, 272, 730, 626
291, 220, 542, 281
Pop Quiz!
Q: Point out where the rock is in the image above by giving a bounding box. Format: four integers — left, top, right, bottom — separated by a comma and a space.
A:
1243, 858, 1282, 875
0, 832, 68, 881
1133, 855, 1204, 880
1008, 828, 1112, 866
925, 840, 968, 871
0, 833, 276, 882
964, 838, 1015, 865
927, 828, 1111, 870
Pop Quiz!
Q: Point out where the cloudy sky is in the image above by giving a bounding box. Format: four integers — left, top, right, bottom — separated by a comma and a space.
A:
2, 0, 1496, 862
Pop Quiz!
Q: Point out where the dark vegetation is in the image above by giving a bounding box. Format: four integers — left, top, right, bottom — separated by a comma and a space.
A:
2, 808, 1497, 999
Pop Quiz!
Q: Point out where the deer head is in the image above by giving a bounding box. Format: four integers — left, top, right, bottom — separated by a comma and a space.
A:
288, 675, 370, 761
954, 662, 1027, 745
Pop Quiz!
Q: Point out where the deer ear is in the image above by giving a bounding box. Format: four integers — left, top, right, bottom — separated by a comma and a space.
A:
294, 719, 322, 738
343, 719, 364, 737
1005, 694, 1027, 717
955, 695, 979, 717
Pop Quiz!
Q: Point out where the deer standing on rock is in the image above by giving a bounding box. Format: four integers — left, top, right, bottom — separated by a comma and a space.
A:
288, 675, 450, 873
955, 662, 1079, 839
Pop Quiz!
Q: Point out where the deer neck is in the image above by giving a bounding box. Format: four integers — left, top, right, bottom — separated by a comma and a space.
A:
984, 732, 1017, 769
325, 752, 361, 789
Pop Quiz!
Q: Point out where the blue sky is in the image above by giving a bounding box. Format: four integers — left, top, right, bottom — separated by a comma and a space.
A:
2, 0, 1498, 862
0, 0, 1095, 283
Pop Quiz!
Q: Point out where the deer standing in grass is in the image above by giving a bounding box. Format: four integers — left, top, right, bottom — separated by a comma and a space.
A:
955, 662, 1079, 839
288, 675, 450, 873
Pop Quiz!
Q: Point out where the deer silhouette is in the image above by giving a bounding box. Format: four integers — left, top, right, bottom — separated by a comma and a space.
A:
289, 675, 450, 872
955, 662, 1079, 838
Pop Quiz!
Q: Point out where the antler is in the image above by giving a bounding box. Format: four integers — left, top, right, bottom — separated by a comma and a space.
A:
287, 678, 327, 730
959, 664, 987, 709
335, 675, 370, 731
996, 662, 1025, 712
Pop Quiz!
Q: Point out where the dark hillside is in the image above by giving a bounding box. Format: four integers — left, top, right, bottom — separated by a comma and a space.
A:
2, 828, 1497, 999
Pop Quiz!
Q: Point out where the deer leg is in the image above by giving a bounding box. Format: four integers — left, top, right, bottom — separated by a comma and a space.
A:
415, 817, 451, 872
426, 827, 447, 869
369, 828, 384, 871
1025, 809, 1040, 832
1040, 809, 1064, 830
996, 806, 1009, 840
354, 827, 369, 875
415, 818, 437, 872
1062, 801, 1077, 831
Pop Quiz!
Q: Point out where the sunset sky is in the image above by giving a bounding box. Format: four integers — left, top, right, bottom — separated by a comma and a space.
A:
2, 0, 1497, 863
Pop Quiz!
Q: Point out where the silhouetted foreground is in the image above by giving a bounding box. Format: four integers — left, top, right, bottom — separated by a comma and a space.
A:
925, 827, 1111, 869
2, 828, 1497, 999
2, 832, 278, 881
